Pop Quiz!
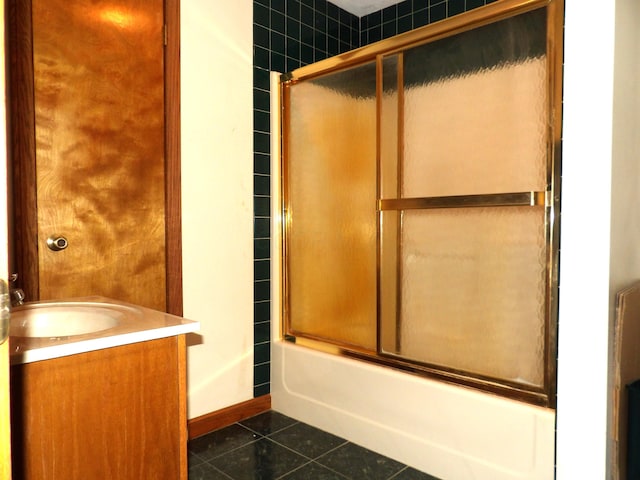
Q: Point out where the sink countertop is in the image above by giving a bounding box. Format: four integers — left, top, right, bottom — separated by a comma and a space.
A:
9, 296, 200, 365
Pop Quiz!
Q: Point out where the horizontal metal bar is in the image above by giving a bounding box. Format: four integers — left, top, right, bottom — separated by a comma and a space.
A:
378, 191, 547, 211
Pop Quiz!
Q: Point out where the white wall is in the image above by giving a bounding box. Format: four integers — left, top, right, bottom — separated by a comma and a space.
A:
181, 0, 255, 419
557, 0, 640, 477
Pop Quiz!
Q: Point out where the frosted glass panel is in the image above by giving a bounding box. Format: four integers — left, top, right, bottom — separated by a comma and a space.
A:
399, 9, 548, 197
380, 55, 399, 200
285, 63, 377, 350
380, 207, 547, 387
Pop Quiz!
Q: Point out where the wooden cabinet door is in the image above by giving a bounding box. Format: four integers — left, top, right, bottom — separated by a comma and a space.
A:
0, 341, 10, 480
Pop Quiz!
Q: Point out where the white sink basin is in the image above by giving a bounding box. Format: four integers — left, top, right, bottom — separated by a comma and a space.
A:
10, 302, 135, 338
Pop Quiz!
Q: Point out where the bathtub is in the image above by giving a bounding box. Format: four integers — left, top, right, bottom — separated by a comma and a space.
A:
271, 340, 555, 480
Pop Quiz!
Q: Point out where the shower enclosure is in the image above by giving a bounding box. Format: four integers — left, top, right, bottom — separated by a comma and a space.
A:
280, 0, 563, 406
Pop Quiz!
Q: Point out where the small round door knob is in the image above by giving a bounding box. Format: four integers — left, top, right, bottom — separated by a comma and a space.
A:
47, 236, 69, 252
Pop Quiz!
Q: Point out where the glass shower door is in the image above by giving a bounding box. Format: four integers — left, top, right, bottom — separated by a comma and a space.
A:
281, 0, 563, 405
283, 62, 378, 351
378, 8, 553, 389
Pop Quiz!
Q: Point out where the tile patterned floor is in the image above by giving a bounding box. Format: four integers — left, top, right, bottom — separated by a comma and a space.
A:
188, 411, 441, 480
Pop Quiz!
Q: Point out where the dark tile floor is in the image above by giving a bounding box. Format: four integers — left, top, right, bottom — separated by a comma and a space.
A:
188, 411, 441, 480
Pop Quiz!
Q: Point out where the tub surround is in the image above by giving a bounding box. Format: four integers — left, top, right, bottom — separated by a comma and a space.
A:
9, 296, 199, 365
271, 341, 555, 480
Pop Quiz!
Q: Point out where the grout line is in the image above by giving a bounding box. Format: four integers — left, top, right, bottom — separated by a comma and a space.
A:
387, 465, 410, 479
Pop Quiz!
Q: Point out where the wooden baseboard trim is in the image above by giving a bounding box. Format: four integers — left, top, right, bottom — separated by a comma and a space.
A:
188, 394, 272, 440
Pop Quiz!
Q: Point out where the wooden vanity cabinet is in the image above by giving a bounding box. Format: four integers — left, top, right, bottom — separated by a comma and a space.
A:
10, 335, 188, 480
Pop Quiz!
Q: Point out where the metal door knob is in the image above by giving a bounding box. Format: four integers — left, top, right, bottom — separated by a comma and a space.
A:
47, 235, 69, 251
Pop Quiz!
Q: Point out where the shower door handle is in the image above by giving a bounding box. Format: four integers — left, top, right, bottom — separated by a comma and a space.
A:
47, 235, 69, 252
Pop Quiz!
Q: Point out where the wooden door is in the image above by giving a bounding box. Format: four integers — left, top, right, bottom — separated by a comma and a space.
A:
8, 0, 183, 313
33, 0, 166, 310
1, 0, 13, 475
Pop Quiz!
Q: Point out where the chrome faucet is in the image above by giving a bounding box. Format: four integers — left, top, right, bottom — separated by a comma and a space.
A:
9, 273, 25, 307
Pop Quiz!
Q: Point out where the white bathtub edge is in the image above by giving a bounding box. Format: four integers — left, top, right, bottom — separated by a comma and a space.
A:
271, 340, 555, 480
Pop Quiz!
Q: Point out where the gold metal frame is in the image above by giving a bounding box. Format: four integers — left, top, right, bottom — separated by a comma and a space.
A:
280, 0, 564, 408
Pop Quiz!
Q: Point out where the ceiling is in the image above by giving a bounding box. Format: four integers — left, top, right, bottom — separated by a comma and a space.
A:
330, 0, 403, 17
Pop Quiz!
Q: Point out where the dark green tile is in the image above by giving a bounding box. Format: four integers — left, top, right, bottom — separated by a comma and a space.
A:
398, 15, 413, 34
281, 461, 347, 479
254, 217, 270, 238
254, 24, 270, 49
188, 461, 231, 480
287, 39, 301, 59
253, 66, 270, 90
254, 382, 270, 397
327, 1, 339, 20
413, 8, 428, 28
254, 110, 270, 133
328, 17, 339, 38
286, 0, 300, 19
254, 131, 270, 154
254, 196, 270, 216
211, 438, 307, 480
254, 238, 270, 260
254, 2, 270, 27
272, 0, 285, 14
286, 57, 300, 73
271, 51, 286, 72
430, 3, 446, 22
382, 4, 397, 23
314, 11, 327, 33
254, 320, 270, 343
398, 0, 413, 17
369, 25, 382, 43
383, 21, 396, 39
254, 279, 270, 301
301, 4, 314, 26
368, 10, 382, 27
301, 43, 314, 64
254, 259, 270, 281
254, 302, 270, 323
188, 424, 259, 461
254, 174, 270, 196
254, 153, 270, 175
287, 17, 301, 41
448, 0, 464, 16
317, 442, 404, 480
254, 341, 271, 364
271, 31, 286, 53
254, 283, 270, 302
240, 411, 298, 435
339, 23, 349, 43
393, 466, 443, 480
313, 0, 327, 15
467, 0, 486, 9
328, 36, 339, 56
269, 422, 347, 459
271, 10, 286, 33
254, 362, 270, 385
189, 451, 205, 468
254, 46, 270, 69
254, 88, 270, 112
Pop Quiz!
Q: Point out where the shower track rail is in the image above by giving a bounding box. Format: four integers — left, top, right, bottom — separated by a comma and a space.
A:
378, 191, 549, 211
